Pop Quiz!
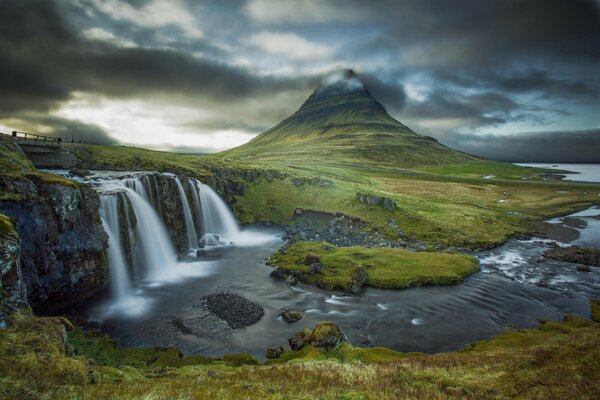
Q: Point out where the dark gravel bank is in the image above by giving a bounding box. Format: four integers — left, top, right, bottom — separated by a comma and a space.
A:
199, 292, 264, 329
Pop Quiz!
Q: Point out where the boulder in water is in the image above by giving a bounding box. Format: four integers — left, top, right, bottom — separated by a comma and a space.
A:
266, 346, 285, 359
280, 308, 304, 323
199, 234, 221, 248
289, 322, 346, 351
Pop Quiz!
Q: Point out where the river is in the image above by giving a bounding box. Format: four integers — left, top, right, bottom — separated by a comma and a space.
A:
55, 170, 599, 360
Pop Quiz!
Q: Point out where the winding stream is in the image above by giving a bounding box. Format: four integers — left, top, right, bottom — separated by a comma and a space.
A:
53, 169, 600, 360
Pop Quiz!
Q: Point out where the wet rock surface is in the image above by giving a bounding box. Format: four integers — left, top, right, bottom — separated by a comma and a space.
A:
199, 292, 264, 329
289, 322, 347, 351
544, 243, 600, 267
266, 346, 285, 359
280, 308, 304, 323
0, 176, 108, 312
0, 219, 28, 327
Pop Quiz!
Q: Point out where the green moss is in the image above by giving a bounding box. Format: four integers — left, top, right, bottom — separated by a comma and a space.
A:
269, 242, 479, 291
0, 213, 18, 240
0, 141, 34, 175
67, 325, 257, 369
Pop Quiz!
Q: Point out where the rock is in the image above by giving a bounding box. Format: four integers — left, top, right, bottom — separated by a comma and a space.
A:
266, 346, 285, 359
0, 175, 109, 312
289, 322, 347, 351
196, 249, 207, 256
577, 265, 592, 272
0, 217, 28, 327
304, 253, 321, 265
200, 292, 264, 329
280, 308, 304, 323
286, 275, 298, 286
347, 266, 368, 294
382, 198, 396, 211
68, 168, 90, 177
199, 234, 221, 248
289, 330, 308, 351
357, 193, 396, 211
269, 267, 286, 280
310, 263, 323, 275
207, 370, 218, 378
543, 245, 600, 267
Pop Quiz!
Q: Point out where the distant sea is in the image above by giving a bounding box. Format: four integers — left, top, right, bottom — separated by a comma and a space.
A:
516, 163, 600, 183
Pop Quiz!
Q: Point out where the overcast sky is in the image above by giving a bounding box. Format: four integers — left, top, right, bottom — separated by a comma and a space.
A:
1, 0, 599, 161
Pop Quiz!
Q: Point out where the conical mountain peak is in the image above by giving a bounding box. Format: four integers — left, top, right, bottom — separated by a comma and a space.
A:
221, 68, 478, 168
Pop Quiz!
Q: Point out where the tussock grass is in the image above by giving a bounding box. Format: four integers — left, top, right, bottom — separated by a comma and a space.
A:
0, 311, 599, 399
268, 242, 479, 291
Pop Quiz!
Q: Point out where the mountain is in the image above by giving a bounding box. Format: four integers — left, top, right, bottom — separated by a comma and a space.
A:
220, 69, 478, 167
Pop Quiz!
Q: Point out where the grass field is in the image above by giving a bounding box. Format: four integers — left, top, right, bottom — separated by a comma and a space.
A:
47, 143, 600, 249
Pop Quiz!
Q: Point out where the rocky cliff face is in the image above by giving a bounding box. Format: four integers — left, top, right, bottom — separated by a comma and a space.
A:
0, 175, 108, 313
0, 215, 28, 328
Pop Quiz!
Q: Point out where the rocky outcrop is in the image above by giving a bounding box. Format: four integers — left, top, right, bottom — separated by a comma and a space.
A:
543, 243, 600, 267
285, 211, 405, 247
153, 174, 189, 252
0, 175, 108, 312
0, 215, 28, 328
357, 193, 396, 211
280, 308, 304, 323
289, 322, 346, 351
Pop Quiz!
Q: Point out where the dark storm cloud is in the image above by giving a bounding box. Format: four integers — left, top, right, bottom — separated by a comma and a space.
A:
441, 130, 600, 163
1, 0, 599, 158
0, 0, 312, 127
34, 117, 115, 145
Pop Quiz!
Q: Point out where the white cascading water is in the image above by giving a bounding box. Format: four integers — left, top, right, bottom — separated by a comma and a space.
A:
190, 178, 240, 242
94, 172, 273, 315
120, 179, 177, 280
174, 177, 198, 250
99, 195, 132, 301
99, 176, 177, 296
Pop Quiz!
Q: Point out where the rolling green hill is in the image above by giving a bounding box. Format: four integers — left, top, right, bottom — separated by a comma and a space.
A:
221, 69, 479, 167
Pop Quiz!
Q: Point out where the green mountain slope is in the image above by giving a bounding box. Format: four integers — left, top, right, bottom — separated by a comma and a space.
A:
220, 69, 479, 167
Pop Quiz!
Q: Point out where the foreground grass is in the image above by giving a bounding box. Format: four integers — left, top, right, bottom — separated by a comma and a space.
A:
268, 242, 479, 291
0, 311, 598, 399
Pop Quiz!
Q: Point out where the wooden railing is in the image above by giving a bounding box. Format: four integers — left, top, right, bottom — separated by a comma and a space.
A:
9, 130, 62, 147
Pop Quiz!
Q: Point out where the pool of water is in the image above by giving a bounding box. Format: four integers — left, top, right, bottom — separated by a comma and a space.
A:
77, 208, 600, 360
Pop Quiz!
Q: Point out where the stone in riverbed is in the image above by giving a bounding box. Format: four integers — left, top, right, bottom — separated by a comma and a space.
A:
543, 244, 600, 267
199, 234, 221, 248
266, 346, 285, 359
280, 308, 304, 323
289, 322, 346, 351
200, 292, 264, 329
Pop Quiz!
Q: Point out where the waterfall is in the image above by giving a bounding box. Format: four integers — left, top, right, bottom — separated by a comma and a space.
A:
174, 177, 198, 250
99, 176, 177, 288
99, 195, 132, 300
121, 179, 177, 279
94, 172, 272, 313
191, 178, 240, 242
188, 179, 203, 235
